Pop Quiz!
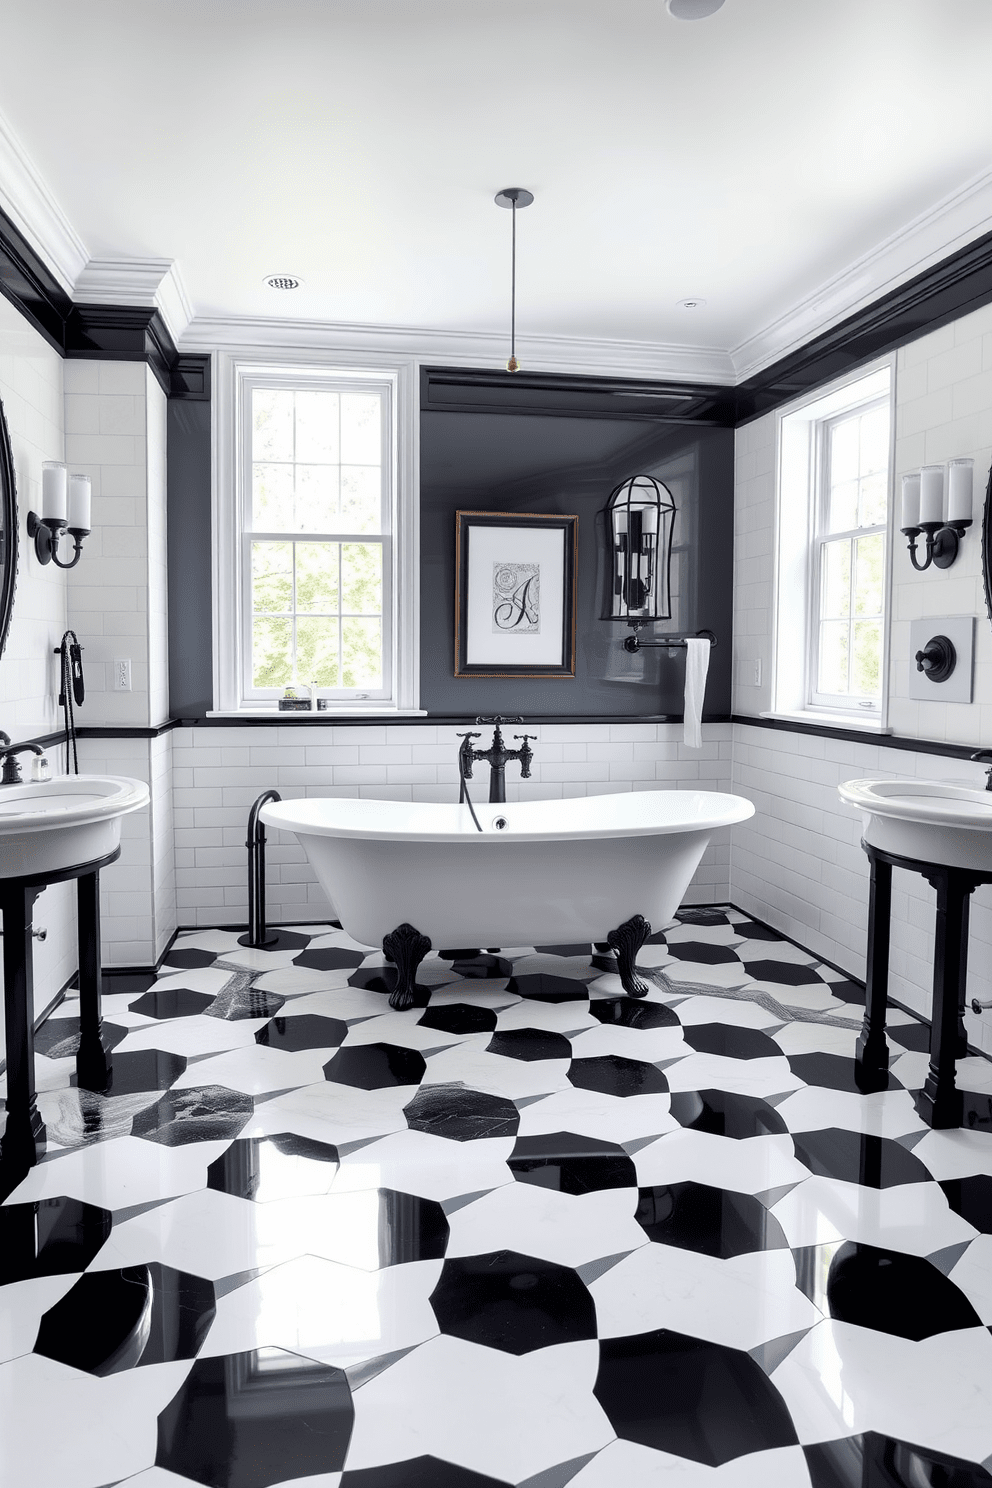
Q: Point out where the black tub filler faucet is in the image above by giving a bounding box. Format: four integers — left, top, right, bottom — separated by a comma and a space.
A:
458, 716, 535, 803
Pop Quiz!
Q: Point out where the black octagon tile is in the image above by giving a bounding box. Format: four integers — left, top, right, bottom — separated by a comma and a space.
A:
791, 1129, 931, 1189
295, 947, 366, 971
341, 1458, 510, 1487
636, 1182, 788, 1258
156, 1348, 353, 1485
35, 1262, 215, 1374
255, 1014, 348, 1052
418, 1003, 498, 1036
160, 948, 219, 970
129, 987, 216, 1020
730, 920, 782, 942
430, 1250, 596, 1354
824, 980, 867, 1006
681, 1023, 783, 1062
324, 1043, 426, 1089
132, 1085, 254, 1146
804, 1432, 992, 1488
71, 1048, 186, 1096
207, 1133, 340, 1201
508, 1132, 637, 1195
0, 1197, 112, 1284
939, 1175, 992, 1234
594, 1328, 798, 1465
794, 1242, 982, 1340
403, 1084, 519, 1142
669, 1089, 788, 1139
486, 1028, 572, 1062
507, 973, 590, 1003
744, 959, 824, 987
589, 997, 679, 1031
788, 1052, 901, 1094
34, 1018, 129, 1061
890, 1021, 932, 1053
568, 1055, 668, 1098
665, 942, 740, 966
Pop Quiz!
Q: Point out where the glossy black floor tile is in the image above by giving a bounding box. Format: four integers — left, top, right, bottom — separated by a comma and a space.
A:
743, 959, 824, 986
486, 1028, 572, 1062
681, 1022, 783, 1061
295, 946, 366, 970
418, 1003, 499, 1036
430, 1250, 596, 1354
341, 1457, 510, 1487
730, 919, 780, 941
669, 1088, 788, 1139
506, 973, 590, 1002
33, 1017, 128, 1060
665, 941, 740, 965
162, 947, 220, 969
71, 1047, 187, 1095
132, 1085, 255, 1146
824, 979, 868, 1005
939, 1174, 992, 1233
0, 1195, 112, 1282
594, 1328, 798, 1465
588, 996, 679, 1030
792, 1129, 932, 1189
961, 1093, 992, 1134
324, 1042, 427, 1089
889, 1021, 933, 1052
129, 986, 215, 1020
254, 1013, 348, 1051
403, 1084, 519, 1142
804, 1432, 992, 1488
156, 1348, 354, 1487
35, 1261, 216, 1374
508, 1132, 637, 1194
207, 1133, 340, 1201
788, 1051, 902, 1093
567, 1055, 669, 1098
794, 1242, 981, 1340
451, 954, 513, 979
635, 1182, 788, 1257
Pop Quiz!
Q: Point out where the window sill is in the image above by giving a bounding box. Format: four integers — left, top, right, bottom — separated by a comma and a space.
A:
207, 708, 429, 720
759, 709, 890, 734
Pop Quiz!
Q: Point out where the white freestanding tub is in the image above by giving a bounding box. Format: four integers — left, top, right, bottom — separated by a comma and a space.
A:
261, 789, 754, 1005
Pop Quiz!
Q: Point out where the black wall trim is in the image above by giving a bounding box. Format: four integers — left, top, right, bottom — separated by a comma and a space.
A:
175, 713, 735, 729
77, 721, 181, 739
421, 366, 738, 425
732, 713, 987, 762
0, 204, 71, 354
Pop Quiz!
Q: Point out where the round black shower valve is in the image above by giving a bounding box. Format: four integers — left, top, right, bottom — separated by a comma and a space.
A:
915, 633, 957, 682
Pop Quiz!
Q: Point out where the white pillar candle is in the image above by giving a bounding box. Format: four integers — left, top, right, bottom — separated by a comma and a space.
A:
67, 474, 91, 531
919, 465, 944, 525
901, 473, 921, 529
41, 461, 67, 522
947, 458, 974, 524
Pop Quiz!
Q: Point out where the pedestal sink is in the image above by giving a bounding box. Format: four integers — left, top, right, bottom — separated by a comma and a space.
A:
838, 776, 992, 1129
0, 774, 149, 1190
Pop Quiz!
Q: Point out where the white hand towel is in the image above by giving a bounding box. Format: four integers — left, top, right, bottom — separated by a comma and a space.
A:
683, 637, 710, 750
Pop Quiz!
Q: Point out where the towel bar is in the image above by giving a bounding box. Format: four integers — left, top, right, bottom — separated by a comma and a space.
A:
622, 628, 717, 654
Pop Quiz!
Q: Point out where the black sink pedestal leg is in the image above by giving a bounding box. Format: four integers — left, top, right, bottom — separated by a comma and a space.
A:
855, 853, 891, 1093
382, 923, 432, 1012
606, 913, 652, 998
915, 866, 979, 1130
0, 882, 46, 1184
76, 869, 110, 1092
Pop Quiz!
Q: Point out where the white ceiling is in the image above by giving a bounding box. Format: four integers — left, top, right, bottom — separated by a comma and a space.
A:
2, 0, 992, 377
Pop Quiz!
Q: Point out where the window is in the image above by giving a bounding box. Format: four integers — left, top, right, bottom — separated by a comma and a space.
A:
213, 359, 418, 714
773, 364, 892, 725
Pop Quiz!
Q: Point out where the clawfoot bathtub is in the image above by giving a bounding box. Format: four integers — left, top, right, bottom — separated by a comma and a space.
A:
261, 789, 754, 1010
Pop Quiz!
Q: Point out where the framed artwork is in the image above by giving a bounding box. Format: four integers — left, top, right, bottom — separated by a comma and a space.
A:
454, 510, 578, 678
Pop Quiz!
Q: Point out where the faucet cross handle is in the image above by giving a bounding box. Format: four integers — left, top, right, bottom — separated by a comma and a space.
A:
971, 750, 992, 790
514, 733, 536, 779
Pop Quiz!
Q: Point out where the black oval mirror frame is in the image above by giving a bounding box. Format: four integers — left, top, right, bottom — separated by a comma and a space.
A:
985, 461, 992, 639
0, 392, 17, 662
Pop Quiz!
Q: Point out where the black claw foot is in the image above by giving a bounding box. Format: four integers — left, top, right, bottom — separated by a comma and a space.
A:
382, 922, 432, 1011
606, 913, 652, 997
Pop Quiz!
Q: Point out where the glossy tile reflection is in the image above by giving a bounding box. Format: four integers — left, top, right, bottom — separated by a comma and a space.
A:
5, 908, 992, 1487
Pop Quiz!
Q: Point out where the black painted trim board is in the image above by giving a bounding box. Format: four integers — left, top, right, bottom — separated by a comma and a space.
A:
731, 713, 989, 763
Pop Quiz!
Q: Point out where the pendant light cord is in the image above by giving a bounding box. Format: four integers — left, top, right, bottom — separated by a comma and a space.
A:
510, 196, 517, 366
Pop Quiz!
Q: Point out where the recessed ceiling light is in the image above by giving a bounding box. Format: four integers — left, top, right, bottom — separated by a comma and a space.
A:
666, 0, 726, 18
263, 274, 303, 291
678, 297, 707, 310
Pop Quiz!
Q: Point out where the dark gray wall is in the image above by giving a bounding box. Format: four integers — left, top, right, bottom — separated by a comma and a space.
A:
419, 410, 734, 718
167, 399, 213, 717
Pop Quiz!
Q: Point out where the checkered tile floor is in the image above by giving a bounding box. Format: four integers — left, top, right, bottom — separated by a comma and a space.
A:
3, 906, 992, 1488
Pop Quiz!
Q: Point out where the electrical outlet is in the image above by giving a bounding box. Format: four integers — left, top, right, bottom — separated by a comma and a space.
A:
113, 658, 131, 692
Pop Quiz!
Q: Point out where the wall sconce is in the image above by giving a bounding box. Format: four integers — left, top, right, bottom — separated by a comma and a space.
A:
900, 459, 972, 571
604, 474, 676, 626
27, 462, 91, 569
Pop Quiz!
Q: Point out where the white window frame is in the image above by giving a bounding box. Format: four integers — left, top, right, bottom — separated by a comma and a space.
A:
212, 352, 421, 716
770, 360, 894, 730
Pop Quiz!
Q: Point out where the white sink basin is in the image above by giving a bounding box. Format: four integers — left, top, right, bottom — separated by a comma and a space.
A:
838, 778, 992, 872
0, 774, 150, 879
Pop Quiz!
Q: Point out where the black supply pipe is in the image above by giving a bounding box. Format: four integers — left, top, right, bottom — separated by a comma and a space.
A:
239, 790, 282, 949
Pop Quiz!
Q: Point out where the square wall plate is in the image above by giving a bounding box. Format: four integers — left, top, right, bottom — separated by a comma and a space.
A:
909, 615, 975, 703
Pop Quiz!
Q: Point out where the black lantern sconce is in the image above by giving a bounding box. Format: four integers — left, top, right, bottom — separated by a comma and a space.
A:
604, 474, 676, 627
27, 462, 91, 571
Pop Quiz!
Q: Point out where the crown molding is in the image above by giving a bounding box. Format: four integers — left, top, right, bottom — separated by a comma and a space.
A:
732, 162, 992, 382
0, 105, 87, 295
73, 256, 194, 345
178, 313, 737, 384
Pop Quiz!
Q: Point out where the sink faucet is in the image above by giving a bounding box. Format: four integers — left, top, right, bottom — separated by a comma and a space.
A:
971, 750, 992, 791
1, 742, 44, 785
457, 716, 536, 803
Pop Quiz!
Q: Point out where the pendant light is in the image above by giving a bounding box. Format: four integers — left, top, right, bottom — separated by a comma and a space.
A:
494, 187, 534, 373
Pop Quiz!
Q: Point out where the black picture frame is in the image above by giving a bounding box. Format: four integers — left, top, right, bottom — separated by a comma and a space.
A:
454, 510, 578, 678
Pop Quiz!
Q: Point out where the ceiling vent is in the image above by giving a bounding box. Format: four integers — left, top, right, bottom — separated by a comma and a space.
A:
263, 274, 303, 291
